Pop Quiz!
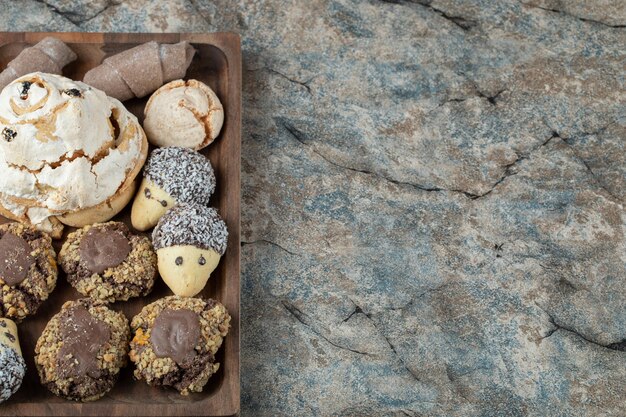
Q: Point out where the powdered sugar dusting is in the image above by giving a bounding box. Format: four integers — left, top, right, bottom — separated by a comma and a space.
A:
152, 203, 227, 255
144, 147, 215, 205
0, 343, 25, 403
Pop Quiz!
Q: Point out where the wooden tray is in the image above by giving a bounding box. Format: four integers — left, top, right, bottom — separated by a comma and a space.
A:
0, 32, 241, 416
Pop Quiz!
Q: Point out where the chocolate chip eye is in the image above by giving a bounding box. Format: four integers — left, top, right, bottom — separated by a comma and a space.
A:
175, 256, 183, 266
2, 127, 16, 142
144, 188, 151, 198
4, 332, 15, 342
198, 255, 206, 266
160, 200, 168, 207
0, 321, 6, 327
63, 88, 82, 97
19, 81, 32, 100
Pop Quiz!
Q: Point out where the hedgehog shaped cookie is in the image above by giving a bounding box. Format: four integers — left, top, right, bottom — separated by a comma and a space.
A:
0, 318, 26, 404
152, 203, 227, 297
131, 147, 216, 231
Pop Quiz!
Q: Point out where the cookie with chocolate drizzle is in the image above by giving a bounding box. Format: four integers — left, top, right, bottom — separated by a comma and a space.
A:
129, 295, 230, 395
34, 299, 130, 402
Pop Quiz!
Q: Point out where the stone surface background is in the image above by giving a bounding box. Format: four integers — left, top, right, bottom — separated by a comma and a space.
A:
1, 0, 624, 415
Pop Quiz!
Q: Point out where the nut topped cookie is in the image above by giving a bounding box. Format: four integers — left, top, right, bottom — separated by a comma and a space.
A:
59, 221, 157, 303
35, 298, 130, 402
152, 203, 228, 297
0, 222, 57, 321
131, 147, 216, 231
129, 295, 230, 395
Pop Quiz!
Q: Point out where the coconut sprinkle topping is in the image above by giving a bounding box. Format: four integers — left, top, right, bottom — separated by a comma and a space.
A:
0, 343, 26, 403
152, 203, 228, 255
144, 147, 215, 206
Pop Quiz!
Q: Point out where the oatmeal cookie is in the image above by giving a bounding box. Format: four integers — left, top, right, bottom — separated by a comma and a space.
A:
0, 222, 57, 321
59, 221, 157, 303
129, 295, 230, 395
34, 298, 129, 402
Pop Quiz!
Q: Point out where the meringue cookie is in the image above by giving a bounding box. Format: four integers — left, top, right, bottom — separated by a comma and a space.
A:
143, 79, 224, 150
0, 72, 148, 237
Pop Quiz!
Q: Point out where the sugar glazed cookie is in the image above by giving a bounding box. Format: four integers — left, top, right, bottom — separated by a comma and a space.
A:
35, 299, 130, 402
143, 79, 224, 150
0, 222, 57, 321
129, 295, 230, 395
0, 318, 26, 403
59, 222, 157, 303
131, 147, 216, 231
152, 203, 228, 297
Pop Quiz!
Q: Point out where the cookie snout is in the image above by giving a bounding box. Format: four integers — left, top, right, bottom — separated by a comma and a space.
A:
131, 178, 176, 231
157, 245, 221, 297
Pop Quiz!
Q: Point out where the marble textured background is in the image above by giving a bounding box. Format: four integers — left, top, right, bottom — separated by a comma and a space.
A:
1, 0, 624, 415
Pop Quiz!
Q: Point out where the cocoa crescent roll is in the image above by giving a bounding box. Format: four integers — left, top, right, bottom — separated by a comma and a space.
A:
0, 37, 77, 90
83, 41, 196, 101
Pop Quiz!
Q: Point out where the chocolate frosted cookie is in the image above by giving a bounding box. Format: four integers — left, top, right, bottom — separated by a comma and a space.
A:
35, 299, 130, 402
59, 222, 157, 303
129, 295, 230, 395
0, 222, 57, 321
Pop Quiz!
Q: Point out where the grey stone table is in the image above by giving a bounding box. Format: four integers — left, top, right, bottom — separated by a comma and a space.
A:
2, 0, 625, 415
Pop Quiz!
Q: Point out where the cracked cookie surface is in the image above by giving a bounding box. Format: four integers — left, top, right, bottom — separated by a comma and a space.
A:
129, 295, 231, 395
59, 221, 157, 303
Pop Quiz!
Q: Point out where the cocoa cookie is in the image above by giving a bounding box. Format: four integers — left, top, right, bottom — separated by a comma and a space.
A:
152, 203, 228, 297
35, 299, 130, 402
0, 222, 57, 321
129, 295, 230, 395
59, 222, 157, 303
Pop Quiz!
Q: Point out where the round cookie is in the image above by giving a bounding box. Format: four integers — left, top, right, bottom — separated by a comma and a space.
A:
0, 318, 26, 403
0, 222, 57, 321
35, 298, 130, 402
129, 295, 231, 395
59, 221, 157, 303
152, 203, 228, 297
143, 79, 224, 150
131, 147, 216, 231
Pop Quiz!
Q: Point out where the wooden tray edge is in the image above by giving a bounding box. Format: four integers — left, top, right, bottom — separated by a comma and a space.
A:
0, 31, 242, 417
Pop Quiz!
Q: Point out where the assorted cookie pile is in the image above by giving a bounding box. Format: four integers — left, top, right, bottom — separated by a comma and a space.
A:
0, 37, 231, 403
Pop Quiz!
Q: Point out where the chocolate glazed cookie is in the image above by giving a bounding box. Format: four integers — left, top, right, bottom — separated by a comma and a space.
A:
0, 222, 57, 321
129, 295, 231, 395
34, 298, 130, 402
59, 222, 157, 303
